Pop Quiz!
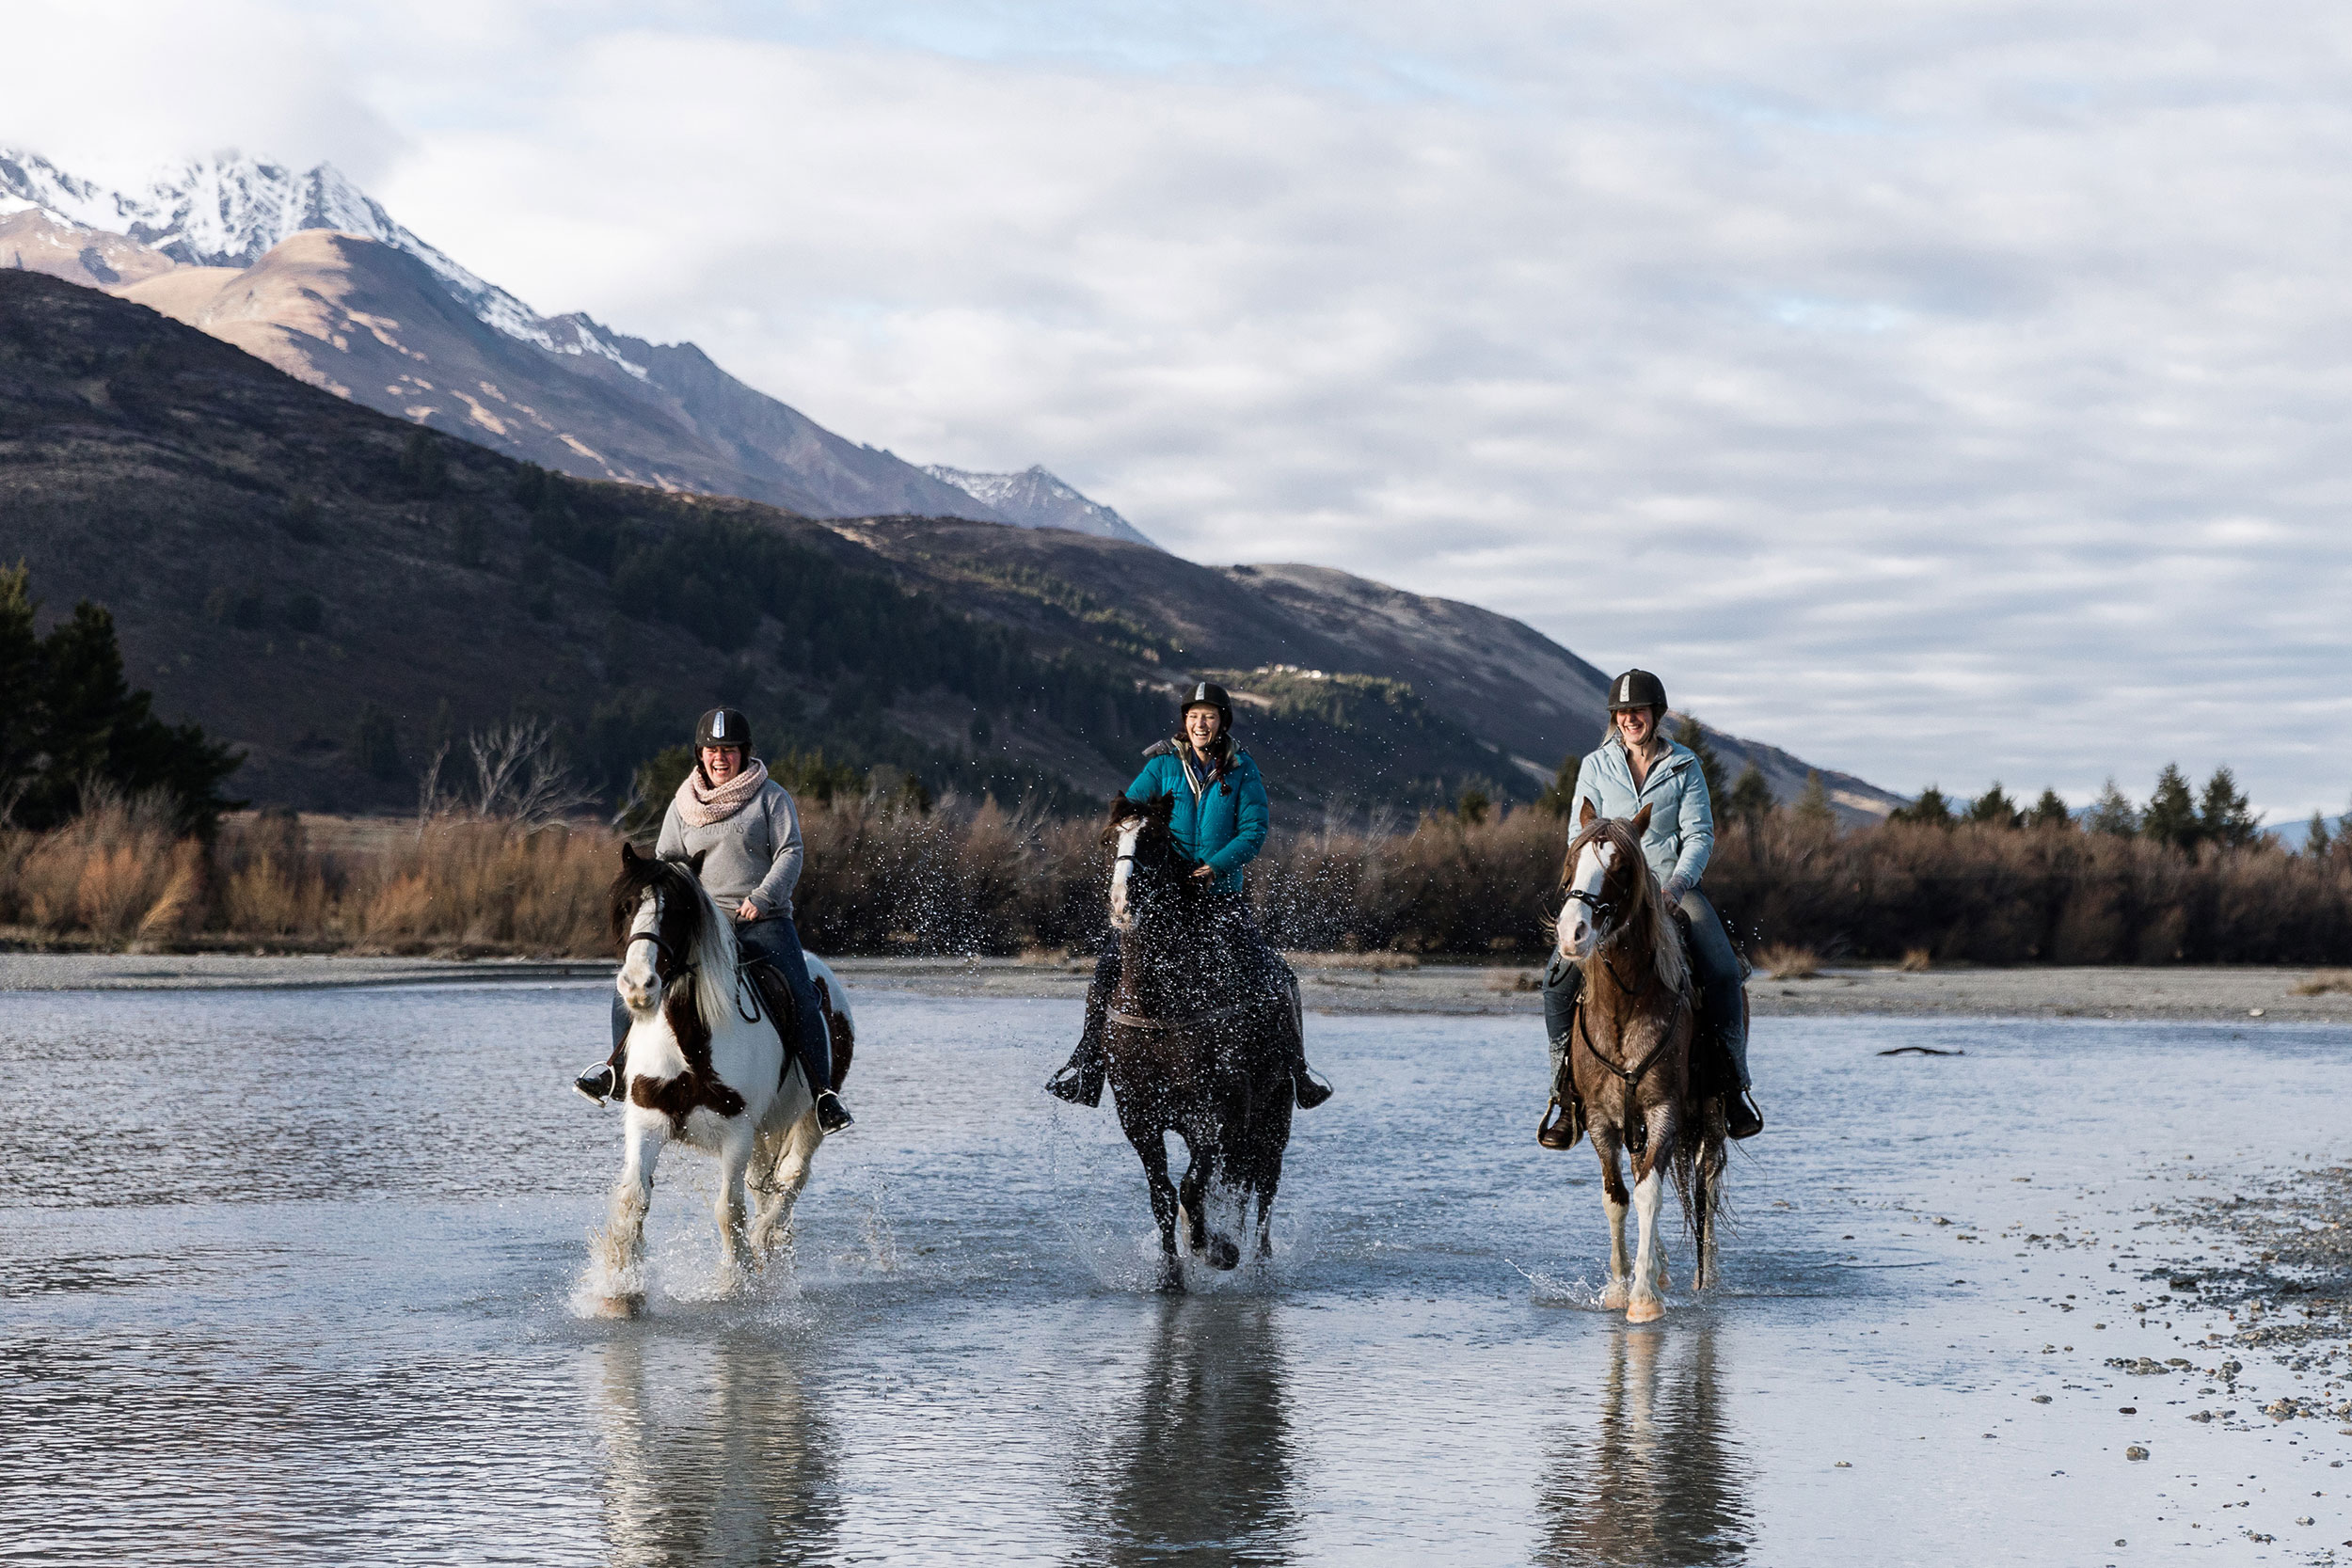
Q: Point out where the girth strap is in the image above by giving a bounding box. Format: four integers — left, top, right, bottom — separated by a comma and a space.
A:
1104, 998, 1260, 1032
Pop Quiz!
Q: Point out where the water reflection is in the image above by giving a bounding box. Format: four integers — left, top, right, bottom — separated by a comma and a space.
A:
588, 1335, 842, 1567
1066, 1297, 1300, 1565
1535, 1326, 1752, 1567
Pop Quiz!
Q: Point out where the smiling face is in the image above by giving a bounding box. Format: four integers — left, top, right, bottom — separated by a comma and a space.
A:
701, 744, 745, 784
1613, 705, 1660, 752
1184, 705, 1223, 750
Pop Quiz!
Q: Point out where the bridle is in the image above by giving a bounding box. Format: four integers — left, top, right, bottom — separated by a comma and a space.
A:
623, 891, 692, 984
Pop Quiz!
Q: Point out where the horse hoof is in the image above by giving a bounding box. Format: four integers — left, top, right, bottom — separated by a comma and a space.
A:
1599, 1281, 1629, 1310
1156, 1260, 1187, 1295
1206, 1234, 1241, 1272
591, 1292, 645, 1321
1626, 1298, 1665, 1324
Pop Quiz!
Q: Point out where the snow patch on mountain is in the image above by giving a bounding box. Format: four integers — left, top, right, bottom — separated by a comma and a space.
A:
922, 464, 1159, 548
0, 147, 645, 374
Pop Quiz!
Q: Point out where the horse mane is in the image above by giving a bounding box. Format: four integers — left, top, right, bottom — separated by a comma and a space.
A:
610, 849, 740, 1027
1563, 816, 1688, 995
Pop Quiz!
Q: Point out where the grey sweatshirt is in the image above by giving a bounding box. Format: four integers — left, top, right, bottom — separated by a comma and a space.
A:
656, 779, 805, 918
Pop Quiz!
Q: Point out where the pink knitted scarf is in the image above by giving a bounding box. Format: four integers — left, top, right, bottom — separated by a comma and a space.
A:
675, 758, 770, 829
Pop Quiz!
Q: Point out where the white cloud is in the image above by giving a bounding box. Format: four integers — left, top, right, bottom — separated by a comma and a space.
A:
10, 0, 2352, 818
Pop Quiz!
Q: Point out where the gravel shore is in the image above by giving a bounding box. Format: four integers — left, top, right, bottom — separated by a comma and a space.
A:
6, 949, 2349, 1022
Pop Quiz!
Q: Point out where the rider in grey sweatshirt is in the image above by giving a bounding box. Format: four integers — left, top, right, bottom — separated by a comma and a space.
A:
656, 781, 805, 918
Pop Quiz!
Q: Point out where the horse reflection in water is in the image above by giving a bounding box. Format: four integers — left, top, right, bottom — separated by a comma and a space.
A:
1536, 1325, 1752, 1568
1064, 1298, 1302, 1564
586, 1335, 842, 1568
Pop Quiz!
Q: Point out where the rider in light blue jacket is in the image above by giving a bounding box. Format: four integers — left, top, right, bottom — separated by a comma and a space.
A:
1045, 681, 1331, 1112
1542, 669, 1763, 1141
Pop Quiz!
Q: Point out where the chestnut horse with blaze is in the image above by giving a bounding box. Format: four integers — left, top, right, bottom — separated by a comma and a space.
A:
1549, 800, 1729, 1323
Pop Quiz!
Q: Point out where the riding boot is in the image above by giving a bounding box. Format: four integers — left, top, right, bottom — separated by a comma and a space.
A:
574, 996, 632, 1104
749, 960, 854, 1131
1721, 1012, 1763, 1139
1536, 952, 1586, 1148
1046, 945, 1117, 1107
1281, 971, 1332, 1109
1045, 1014, 1108, 1107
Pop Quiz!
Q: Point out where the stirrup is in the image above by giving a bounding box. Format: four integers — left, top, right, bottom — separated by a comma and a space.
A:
1725, 1089, 1764, 1140
816, 1090, 855, 1133
573, 1064, 616, 1105
1044, 1057, 1104, 1108
1537, 1093, 1584, 1150
1293, 1065, 1333, 1110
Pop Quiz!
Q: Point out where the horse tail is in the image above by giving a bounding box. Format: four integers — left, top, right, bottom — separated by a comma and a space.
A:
1673, 1110, 1730, 1291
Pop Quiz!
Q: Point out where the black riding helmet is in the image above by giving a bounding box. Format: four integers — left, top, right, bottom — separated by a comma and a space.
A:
1606, 670, 1668, 713
694, 706, 752, 753
1179, 680, 1232, 733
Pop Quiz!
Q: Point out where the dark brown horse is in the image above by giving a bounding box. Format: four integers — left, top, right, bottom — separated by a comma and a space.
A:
1095, 794, 1295, 1291
1551, 800, 1728, 1322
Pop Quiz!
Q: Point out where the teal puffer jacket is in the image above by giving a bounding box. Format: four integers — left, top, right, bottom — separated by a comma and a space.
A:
1569, 736, 1715, 892
1126, 744, 1269, 895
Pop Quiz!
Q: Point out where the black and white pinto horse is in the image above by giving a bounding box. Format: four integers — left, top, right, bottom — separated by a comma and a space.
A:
1097, 795, 1295, 1291
588, 844, 854, 1315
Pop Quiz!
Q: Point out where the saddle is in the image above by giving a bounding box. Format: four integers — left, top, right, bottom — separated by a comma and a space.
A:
740, 958, 850, 1093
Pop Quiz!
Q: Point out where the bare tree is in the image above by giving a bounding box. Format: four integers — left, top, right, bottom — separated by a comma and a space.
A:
414, 720, 596, 830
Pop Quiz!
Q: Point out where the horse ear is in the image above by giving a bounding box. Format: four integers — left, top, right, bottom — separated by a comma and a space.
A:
1630, 803, 1653, 835
621, 841, 641, 864
1578, 799, 1597, 829
687, 849, 708, 877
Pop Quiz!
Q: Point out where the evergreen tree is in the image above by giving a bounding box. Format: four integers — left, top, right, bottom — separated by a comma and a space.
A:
1673, 715, 1728, 807
2027, 787, 2074, 831
400, 427, 447, 497
0, 564, 38, 799
2197, 765, 2260, 848
1727, 763, 1774, 823
1456, 786, 1491, 826
2086, 777, 2139, 836
1, 578, 241, 833
2305, 811, 2332, 858
2140, 763, 2201, 853
1536, 752, 1581, 817
1889, 784, 1953, 826
1966, 782, 2020, 829
1794, 769, 1836, 828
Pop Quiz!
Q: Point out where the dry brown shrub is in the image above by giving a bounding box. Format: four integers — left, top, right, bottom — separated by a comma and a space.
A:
1756, 942, 1820, 979
1898, 947, 1932, 973
135, 841, 207, 942
2293, 970, 2352, 996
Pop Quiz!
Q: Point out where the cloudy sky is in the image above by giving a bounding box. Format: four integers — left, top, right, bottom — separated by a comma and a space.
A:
10, 0, 2352, 818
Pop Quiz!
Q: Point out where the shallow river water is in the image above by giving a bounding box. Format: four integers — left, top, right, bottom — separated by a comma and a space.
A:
3, 982, 2348, 1565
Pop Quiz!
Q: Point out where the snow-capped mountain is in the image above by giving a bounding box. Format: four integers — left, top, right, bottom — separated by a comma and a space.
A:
3, 146, 1154, 536
0, 148, 606, 362
0, 145, 1017, 522
923, 464, 1158, 548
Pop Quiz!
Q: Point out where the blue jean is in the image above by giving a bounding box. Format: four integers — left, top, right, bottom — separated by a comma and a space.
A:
1541, 889, 1748, 1089
610, 912, 832, 1091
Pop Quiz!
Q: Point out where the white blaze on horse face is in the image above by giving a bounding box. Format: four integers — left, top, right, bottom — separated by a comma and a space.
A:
1557, 839, 1614, 960
1108, 817, 1145, 930
618, 890, 663, 1014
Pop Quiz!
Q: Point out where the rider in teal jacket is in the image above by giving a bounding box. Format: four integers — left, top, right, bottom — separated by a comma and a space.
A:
1124, 745, 1268, 895
1045, 680, 1330, 1112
